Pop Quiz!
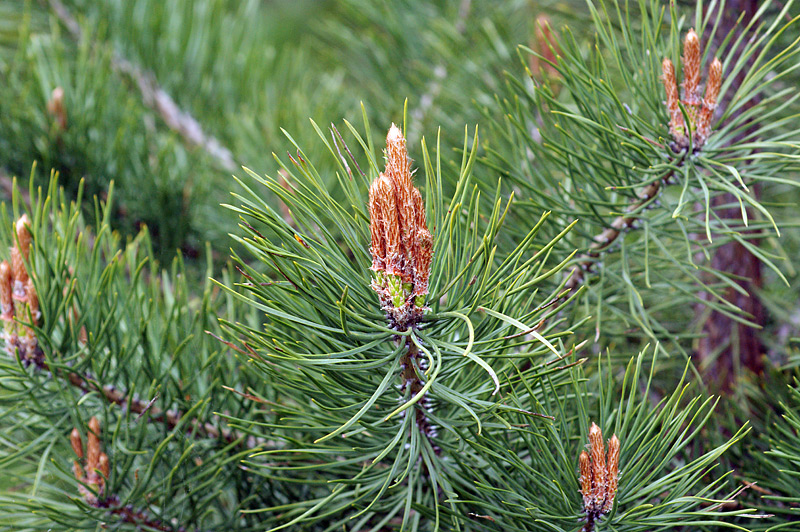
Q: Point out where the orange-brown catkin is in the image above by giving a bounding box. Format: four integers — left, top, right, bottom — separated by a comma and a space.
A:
86, 417, 101, 474
70, 428, 84, 459
662, 59, 684, 142
682, 29, 701, 106
579, 450, 592, 507
697, 57, 722, 142
0, 261, 12, 317
603, 434, 620, 512
376, 174, 402, 277
368, 178, 387, 271
15, 215, 31, 261
588, 423, 607, 508
26, 279, 38, 324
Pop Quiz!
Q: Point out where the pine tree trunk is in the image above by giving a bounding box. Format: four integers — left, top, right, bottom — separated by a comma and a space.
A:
694, 0, 764, 390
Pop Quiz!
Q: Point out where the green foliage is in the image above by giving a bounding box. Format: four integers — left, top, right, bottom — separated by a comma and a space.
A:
0, 0, 799, 531
479, 0, 800, 358
221, 113, 583, 530
0, 175, 264, 530
462, 348, 752, 531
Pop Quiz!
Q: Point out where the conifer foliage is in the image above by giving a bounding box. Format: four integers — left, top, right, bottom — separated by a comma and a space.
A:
0, 0, 799, 531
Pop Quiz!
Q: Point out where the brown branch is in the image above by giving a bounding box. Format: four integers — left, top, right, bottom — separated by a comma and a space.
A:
93, 495, 185, 532
565, 167, 678, 291
62, 369, 263, 449
45, 0, 237, 172
400, 338, 440, 455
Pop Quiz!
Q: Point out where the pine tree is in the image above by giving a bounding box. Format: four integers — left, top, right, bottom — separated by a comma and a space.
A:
0, 0, 799, 531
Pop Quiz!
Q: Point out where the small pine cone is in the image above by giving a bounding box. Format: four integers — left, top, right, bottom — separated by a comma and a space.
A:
10, 247, 28, 292
26, 279, 38, 325
697, 57, 722, 144
0, 261, 12, 318
603, 434, 621, 513
86, 417, 101, 473
70, 428, 84, 459
15, 215, 31, 261
579, 450, 592, 508
662, 59, 685, 143
588, 423, 607, 510
682, 29, 702, 106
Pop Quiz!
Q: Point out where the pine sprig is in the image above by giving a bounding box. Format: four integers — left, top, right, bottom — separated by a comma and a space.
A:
220, 111, 582, 531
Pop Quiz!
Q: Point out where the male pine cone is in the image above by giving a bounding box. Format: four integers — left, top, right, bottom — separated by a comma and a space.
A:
368, 124, 433, 330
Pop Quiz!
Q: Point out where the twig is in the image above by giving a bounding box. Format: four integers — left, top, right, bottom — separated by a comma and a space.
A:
45, 0, 237, 172
565, 166, 679, 291
63, 369, 263, 449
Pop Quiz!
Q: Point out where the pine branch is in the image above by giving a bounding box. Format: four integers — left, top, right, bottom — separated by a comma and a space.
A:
565, 162, 682, 291
44, 0, 237, 171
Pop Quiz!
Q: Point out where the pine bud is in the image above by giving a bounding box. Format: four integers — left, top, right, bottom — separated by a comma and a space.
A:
368, 124, 434, 328
10, 247, 27, 290
581, 422, 620, 520
70, 428, 84, 459
663, 30, 723, 149
530, 15, 560, 79
682, 29, 701, 106
0, 261, 12, 318
603, 434, 620, 513
697, 57, 722, 143
97, 452, 110, 483
87, 416, 101, 473
662, 59, 685, 143
26, 279, 38, 325
15, 215, 31, 261
588, 422, 607, 508
579, 450, 592, 508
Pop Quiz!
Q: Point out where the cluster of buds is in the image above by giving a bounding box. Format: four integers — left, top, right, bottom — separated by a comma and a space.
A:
1, 214, 42, 366
368, 124, 433, 329
71, 416, 110, 504
662, 29, 722, 150
579, 423, 620, 529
